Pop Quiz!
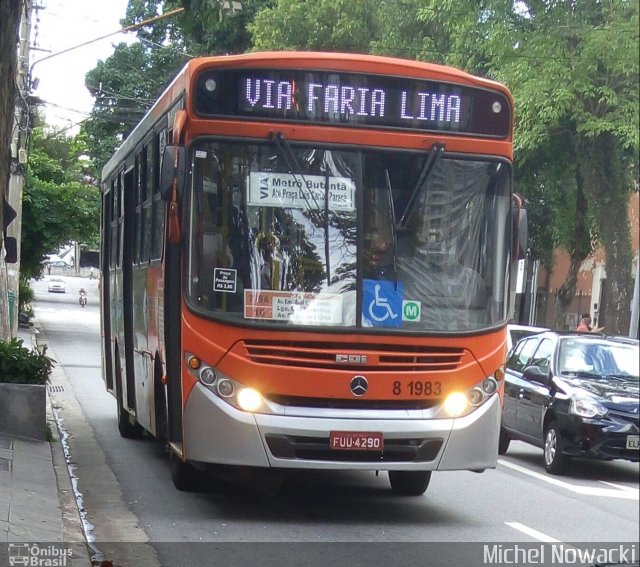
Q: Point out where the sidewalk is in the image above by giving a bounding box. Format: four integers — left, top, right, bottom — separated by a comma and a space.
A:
0, 324, 92, 567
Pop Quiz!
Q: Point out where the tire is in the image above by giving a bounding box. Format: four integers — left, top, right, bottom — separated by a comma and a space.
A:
170, 451, 203, 492
544, 422, 568, 474
388, 470, 432, 496
117, 402, 144, 439
498, 428, 511, 455
154, 366, 168, 444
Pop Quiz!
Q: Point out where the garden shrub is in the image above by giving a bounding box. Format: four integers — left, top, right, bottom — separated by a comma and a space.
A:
0, 338, 54, 385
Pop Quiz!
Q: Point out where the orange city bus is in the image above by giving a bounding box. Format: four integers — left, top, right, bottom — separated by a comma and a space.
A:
100, 51, 524, 496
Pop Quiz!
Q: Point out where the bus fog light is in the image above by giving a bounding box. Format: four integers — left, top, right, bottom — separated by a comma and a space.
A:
468, 388, 484, 406
217, 379, 234, 397
444, 392, 468, 417
482, 377, 498, 395
237, 388, 263, 412
199, 367, 217, 386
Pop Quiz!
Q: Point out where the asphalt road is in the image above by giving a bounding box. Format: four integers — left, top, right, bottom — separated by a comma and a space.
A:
31, 276, 640, 567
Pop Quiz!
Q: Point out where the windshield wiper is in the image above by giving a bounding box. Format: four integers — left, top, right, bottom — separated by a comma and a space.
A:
605, 373, 639, 381
270, 132, 323, 217
561, 370, 605, 379
398, 143, 444, 229
384, 168, 398, 288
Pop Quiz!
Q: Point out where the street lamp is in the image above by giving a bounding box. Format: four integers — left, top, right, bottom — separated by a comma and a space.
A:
28, 7, 186, 92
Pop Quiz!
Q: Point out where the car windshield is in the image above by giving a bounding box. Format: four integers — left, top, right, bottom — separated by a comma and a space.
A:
558, 338, 640, 379
185, 140, 512, 332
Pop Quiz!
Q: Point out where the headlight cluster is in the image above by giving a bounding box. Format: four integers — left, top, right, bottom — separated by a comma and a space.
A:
570, 397, 608, 419
443, 369, 503, 418
185, 353, 264, 413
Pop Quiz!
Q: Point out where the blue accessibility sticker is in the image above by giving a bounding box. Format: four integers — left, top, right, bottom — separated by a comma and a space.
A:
362, 279, 404, 328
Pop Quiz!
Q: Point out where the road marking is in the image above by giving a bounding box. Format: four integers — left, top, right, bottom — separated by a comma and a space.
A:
505, 522, 561, 543
498, 459, 639, 500
599, 480, 639, 493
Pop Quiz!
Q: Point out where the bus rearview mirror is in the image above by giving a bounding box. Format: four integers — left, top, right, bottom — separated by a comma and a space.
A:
160, 145, 186, 202
512, 194, 528, 260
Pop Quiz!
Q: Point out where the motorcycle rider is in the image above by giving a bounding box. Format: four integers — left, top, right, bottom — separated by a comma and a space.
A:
79, 287, 87, 306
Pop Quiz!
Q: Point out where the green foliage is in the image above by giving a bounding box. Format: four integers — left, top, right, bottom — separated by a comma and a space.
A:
82, 0, 272, 174
0, 338, 54, 385
83, 41, 176, 172
250, 0, 381, 52
18, 277, 34, 315
21, 127, 101, 280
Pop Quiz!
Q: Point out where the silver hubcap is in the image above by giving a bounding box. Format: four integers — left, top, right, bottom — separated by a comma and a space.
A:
545, 429, 557, 465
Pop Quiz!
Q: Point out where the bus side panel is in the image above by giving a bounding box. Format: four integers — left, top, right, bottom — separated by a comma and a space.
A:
132, 265, 153, 432
147, 262, 165, 437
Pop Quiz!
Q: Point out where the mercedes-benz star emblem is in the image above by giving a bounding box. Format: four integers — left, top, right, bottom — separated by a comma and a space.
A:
350, 375, 368, 397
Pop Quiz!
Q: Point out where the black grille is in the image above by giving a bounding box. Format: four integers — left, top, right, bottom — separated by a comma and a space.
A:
266, 434, 443, 463
265, 394, 440, 411
609, 409, 640, 427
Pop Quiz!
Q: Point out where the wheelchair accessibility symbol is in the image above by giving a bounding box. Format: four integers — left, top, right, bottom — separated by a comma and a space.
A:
363, 280, 403, 328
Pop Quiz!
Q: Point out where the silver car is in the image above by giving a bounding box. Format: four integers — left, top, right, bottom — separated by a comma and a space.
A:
47, 277, 66, 293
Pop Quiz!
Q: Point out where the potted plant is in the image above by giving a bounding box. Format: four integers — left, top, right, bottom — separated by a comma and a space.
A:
0, 337, 54, 440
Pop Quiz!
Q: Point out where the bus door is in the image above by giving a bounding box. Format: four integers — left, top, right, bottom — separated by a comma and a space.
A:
122, 167, 137, 414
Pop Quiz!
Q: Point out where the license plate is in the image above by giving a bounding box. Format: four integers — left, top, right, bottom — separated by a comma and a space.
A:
626, 435, 640, 450
330, 431, 383, 451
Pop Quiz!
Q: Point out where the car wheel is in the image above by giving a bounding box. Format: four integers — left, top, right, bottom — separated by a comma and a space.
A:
544, 422, 568, 474
388, 470, 431, 496
498, 428, 511, 455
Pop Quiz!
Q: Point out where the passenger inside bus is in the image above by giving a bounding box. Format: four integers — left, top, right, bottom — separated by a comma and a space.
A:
362, 183, 396, 281
256, 231, 282, 290
396, 182, 488, 330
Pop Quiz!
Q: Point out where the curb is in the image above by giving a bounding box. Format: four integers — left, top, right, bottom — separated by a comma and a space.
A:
30, 322, 94, 566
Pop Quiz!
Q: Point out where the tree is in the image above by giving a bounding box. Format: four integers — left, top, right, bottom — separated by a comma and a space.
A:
21, 127, 101, 280
485, 0, 639, 334
81, 0, 272, 175
83, 41, 175, 174
249, 0, 381, 52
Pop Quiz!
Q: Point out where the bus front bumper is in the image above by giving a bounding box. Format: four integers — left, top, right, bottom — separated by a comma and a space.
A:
183, 383, 500, 472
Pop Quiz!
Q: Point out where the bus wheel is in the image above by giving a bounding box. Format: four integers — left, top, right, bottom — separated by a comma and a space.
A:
498, 428, 511, 455
154, 365, 167, 444
117, 404, 144, 439
170, 452, 203, 492
388, 470, 431, 496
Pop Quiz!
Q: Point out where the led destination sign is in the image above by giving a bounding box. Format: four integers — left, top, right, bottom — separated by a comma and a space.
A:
195, 69, 510, 137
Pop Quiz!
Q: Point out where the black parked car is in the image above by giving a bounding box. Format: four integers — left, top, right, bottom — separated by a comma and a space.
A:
500, 331, 639, 474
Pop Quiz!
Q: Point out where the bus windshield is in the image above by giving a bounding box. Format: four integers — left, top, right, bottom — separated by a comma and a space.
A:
186, 140, 511, 332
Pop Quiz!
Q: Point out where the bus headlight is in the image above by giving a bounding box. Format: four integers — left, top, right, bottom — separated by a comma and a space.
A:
184, 353, 266, 413
444, 392, 468, 417
237, 388, 263, 412
199, 367, 217, 386
443, 372, 503, 418
217, 378, 234, 397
